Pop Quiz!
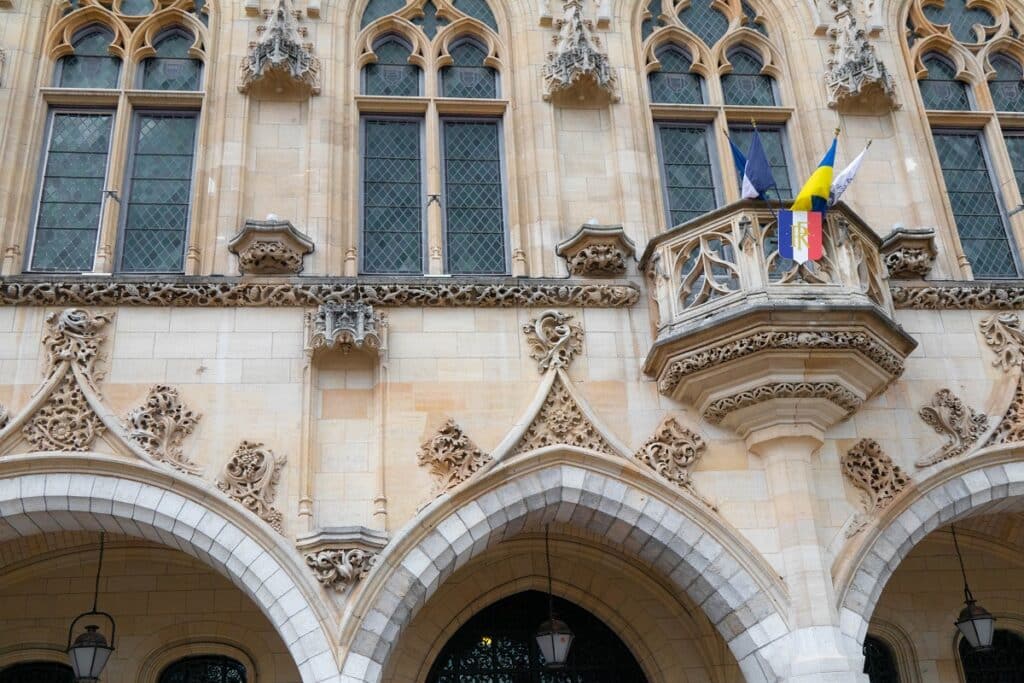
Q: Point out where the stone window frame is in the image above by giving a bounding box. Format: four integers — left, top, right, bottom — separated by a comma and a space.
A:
863, 621, 924, 683
141, 643, 257, 683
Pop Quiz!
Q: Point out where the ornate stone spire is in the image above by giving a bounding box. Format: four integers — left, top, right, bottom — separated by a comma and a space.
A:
825, 0, 897, 111
238, 0, 322, 96
541, 0, 618, 103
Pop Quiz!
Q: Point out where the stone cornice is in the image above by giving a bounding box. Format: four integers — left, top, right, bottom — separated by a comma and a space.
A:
0, 277, 640, 308
891, 282, 1024, 309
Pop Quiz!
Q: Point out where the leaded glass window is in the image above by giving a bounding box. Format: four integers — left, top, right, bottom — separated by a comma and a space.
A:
141, 30, 202, 91
441, 40, 497, 98
1004, 133, 1024, 196
657, 123, 717, 226
0, 662, 74, 683
159, 656, 246, 683
960, 629, 1024, 682
362, 118, 423, 273
920, 53, 972, 110
361, 0, 406, 27
863, 635, 900, 683
119, 113, 197, 272
742, 0, 767, 35
30, 112, 113, 272
413, 0, 448, 38
57, 27, 122, 89
728, 125, 792, 198
443, 120, 506, 273
452, 0, 498, 31
933, 130, 1020, 277
722, 48, 776, 106
120, 0, 154, 14
641, 0, 661, 39
649, 45, 703, 104
678, 0, 729, 47
991, 54, 1024, 111
922, 0, 996, 43
363, 37, 420, 96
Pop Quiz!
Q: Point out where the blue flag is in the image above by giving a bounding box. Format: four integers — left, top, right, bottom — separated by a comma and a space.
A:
741, 129, 777, 200
729, 137, 747, 177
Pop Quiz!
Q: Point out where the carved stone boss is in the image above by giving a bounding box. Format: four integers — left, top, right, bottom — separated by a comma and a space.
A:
417, 419, 492, 495
842, 438, 910, 536
217, 441, 287, 532
633, 417, 705, 490
541, 0, 618, 102
306, 302, 384, 354
124, 385, 202, 474
523, 310, 583, 372
555, 224, 636, 277
917, 389, 988, 467
305, 548, 378, 590
824, 0, 897, 111
238, 0, 322, 96
227, 217, 315, 275
879, 227, 936, 279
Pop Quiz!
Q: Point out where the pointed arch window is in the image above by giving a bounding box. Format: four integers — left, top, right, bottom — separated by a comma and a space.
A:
648, 44, 703, 104
56, 26, 122, 89
141, 29, 202, 91
441, 39, 497, 98
959, 629, 1024, 680
363, 36, 421, 96
862, 635, 900, 683
990, 54, 1024, 112
722, 47, 776, 106
919, 53, 972, 110
678, 0, 729, 47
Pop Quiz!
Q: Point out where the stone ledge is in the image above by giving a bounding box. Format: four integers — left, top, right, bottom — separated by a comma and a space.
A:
891, 281, 1024, 309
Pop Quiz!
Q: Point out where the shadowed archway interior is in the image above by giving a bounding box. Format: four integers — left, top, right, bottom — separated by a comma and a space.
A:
426, 590, 647, 682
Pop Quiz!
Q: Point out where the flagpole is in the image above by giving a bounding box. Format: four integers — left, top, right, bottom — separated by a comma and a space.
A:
750, 118, 779, 227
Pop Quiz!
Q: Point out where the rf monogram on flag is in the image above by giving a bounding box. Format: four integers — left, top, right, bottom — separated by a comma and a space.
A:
778, 210, 823, 264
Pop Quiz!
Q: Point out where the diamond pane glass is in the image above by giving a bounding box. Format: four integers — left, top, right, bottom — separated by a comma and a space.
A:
159, 656, 246, 683
361, 0, 405, 27
452, 0, 498, 30
649, 45, 703, 104
742, 1, 767, 35
678, 0, 729, 47
722, 49, 776, 106
413, 1, 449, 38
31, 113, 112, 272
1005, 134, 1024, 198
728, 126, 792, 198
142, 32, 201, 91
641, 0, 661, 39
923, 0, 996, 43
364, 38, 420, 96
443, 120, 506, 274
442, 42, 497, 98
120, 114, 197, 272
120, 0, 154, 14
991, 55, 1024, 111
862, 636, 899, 683
658, 124, 717, 226
58, 29, 121, 88
920, 54, 971, 110
363, 119, 423, 273
934, 130, 1019, 277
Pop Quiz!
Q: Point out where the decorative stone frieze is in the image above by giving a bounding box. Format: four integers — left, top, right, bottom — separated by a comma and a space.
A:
0, 278, 640, 309
511, 374, 615, 455
703, 382, 863, 426
217, 441, 287, 532
879, 227, 936, 279
238, 0, 322, 96
841, 439, 910, 537
825, 0, 898, 111
917, 389, 988, 467
555, 224, 636, 277
306, 302, 384, 355
980, 312, 1024, 371
227, 217, 315, 275
417, 419, 492, 495
523, 310, 583, 372
541, 0, 618, 103
632, 417, 705, 489
124, 385, 202, 474
891, 283, 1024, 309
296, 526, 388, 591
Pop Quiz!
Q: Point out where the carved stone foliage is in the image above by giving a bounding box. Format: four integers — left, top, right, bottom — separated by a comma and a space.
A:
703, 382, 862, 425
842, 439, 910, 537
512, 374, 614, 455
633, 417, 705, 489
24, 375, 105, 452
238, 0, 322, 96
892, 284, 1024, 309
0, 278, 640, 309
228, 217, 315, 275
417, 419, 492, 495
305, 548, 378, 591
825, 0, 897, 111
980, 313, 1024, 372
917, 389, 988, 467
555, 224, 636, 277
880, 227, 936, 279
306, 302, 384, 354
217, 441, 287, 532
988, 381, 1024, 446
40, 308, 112, 382
124, 385, 202, 474
541, 0, 618, 103
523, 310, 583, 372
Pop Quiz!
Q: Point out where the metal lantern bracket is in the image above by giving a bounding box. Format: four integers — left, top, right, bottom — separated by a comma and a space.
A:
66, 611, 117, 653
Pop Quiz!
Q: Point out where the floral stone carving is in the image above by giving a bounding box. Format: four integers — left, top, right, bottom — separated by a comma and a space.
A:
512, 374, 615, 455
238, 0, 322, 96
305, 548, 379, 590
879, 227, 936, 279
541, 0, 618, 103
842, 438, 910, 536
124, 385, 202, 474
891, 284, 1024, 309
227, 217, 315, 275
555, 224, 636, 276
306, 302, 384, 354
917, 389, 988, 467
703, 382, 862, 425
418, 419, 492, 495
633, 417, 705, 489
523, 310, 583, 372
825, 0, 897, 111
217, 441, 287, 532
980, 313, 1024, 372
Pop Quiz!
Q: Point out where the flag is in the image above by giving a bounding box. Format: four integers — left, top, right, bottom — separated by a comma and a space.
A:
829, 141, 871, 206
741, 129, 776, 200
729, 137, 747, 177
778, 210, 823, 264
791, 135, 838, 213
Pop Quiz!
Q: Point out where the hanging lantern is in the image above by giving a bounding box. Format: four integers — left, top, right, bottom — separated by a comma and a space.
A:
951, 524, 995, 651
66, 533, 116, 682
535, 525, 574, 668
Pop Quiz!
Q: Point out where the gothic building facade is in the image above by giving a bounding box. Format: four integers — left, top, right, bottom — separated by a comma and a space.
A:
1, 0, 1024, 681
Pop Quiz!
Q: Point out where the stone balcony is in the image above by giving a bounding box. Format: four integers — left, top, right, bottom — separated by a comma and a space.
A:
641, 201, 918, 440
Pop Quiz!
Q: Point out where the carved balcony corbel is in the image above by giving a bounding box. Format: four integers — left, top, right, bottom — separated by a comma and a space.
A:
879, 226, 937, 279
296, 526, 388, 592
541, 0, 618, 104
305, 302, 386, 356
227, 216, 315, 275
238, 0, 322, 97
825, 0, 898, 112
555, 224, 636, 277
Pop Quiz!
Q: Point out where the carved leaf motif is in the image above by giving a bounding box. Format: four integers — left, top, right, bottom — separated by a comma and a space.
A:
305, 548, 378, 590
567, 244, 627, 276
512, 374, 614, 455
703, 381, 862, 424
979, 313, 1024, 371
916, 389, 988, 467
987, 380, 1024, 446
23, 375, 105, 451
418, 419, 491, 495
522, 310, 584, 372
238, 240, 304, 274
892, 285, 1024, 310
842, 438, 910, 536
41, 308, 113, 384
633, 417, 705, 488
217, 441, 286, 532
124, 385, 202, 474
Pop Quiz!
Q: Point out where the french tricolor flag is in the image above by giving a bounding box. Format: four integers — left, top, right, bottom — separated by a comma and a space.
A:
778, 210, 823, 264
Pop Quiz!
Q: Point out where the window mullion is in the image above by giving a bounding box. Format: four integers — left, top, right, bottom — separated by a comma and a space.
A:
95, 95, 134, 274
426, 103, 443, 274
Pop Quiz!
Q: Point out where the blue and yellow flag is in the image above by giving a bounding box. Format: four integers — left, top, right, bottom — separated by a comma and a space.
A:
791, 135, 838, 213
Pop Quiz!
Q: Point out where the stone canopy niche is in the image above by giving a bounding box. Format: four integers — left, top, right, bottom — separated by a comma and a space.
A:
641, 201, 917, 439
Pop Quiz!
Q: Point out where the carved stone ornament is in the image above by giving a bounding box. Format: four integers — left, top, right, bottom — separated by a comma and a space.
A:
0, 278, 640, 309
305, 548, 378, 590
842, 438, 910, 537
980, 312, 1024, 372
633, 417, 705, 489
988, 381, 1024, 446
555, 224, 636, 277
891, 284, 1024, 309
0, 404, 8, 430
523, 310, 584, 372
417, 419, 492, 495
238, 0, 322, 96
917, 389, 988, 467
541, 0, 618, 103
124, 385, 202, 474
824, 0, 898, 111
512, 374, 615, 455
879, 227, 937, 279
306, 302, 384, 354
703, 382, 863, 425
217, 441, 287, 532
227, 217, 315, 275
